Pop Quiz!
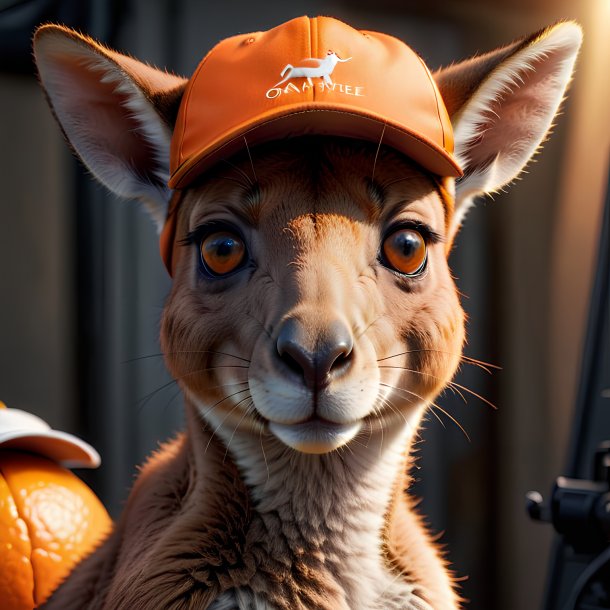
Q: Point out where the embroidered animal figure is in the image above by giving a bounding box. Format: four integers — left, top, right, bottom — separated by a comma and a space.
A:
33, 16, 581, 610
274, 51, 351, 87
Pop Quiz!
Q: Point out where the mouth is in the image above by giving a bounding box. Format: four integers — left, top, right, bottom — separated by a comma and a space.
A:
268, 416, 362, 454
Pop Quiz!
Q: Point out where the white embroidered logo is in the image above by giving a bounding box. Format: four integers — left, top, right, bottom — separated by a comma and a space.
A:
274, 51, 351, 87
265, 50, 364, 99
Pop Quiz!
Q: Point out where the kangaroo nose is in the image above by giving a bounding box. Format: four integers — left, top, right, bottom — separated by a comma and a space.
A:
276, 318, 354, 390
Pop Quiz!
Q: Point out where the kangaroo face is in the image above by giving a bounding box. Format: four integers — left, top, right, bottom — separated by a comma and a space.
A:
162, 138, 465, 453
33, 19, 582, 610
33, 19, 582, 458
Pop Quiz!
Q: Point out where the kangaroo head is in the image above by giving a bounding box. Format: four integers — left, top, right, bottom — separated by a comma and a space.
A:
327, 51, 351, 63
159, 138, 463, 453
33, 19, 581, 457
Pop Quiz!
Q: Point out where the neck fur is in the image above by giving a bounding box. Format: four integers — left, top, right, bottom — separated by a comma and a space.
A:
197, 397, 427, 609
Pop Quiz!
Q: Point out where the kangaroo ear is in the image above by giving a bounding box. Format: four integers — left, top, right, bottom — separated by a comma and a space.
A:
434, 22, 582, 233
34, 25, 188, 230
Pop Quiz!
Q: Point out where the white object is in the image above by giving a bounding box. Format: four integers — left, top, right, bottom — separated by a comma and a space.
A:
274, 52, 352, 87
0, 407, 101, 468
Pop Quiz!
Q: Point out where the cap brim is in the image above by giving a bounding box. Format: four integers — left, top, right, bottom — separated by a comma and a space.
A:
169, 104, 463, 189
0, 409, 100, 468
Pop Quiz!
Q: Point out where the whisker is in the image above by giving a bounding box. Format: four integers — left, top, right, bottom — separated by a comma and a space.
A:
136, 374, 245, 414
427, 406, 446, 428
209, 387, 252, 411
259, 425, 270, 484
375, 386, 415, 435
354, 314, 384, 341
196, 389, 252, 424
379, 364, 496, 410
339, 434, 358, 456
374, 390, 422, 446
243, 135, 258, 184
378, 364, 444, 378
162, 387, 183, 414
444, 383, 468, 404
123, 350, 252, 365
205, 404, 242, 454
379, 394, 408, 427
220, 158, 254, 187
377, 349, 500, 373
243, 311, 273, 340
379, 381, 470, 442
378, 381, 417, 405
379, 398, 384, 456
136, 378, 177, 411
371, 122, 387, 183
182, 365, 250, 371
123, 353, 165, 364
429, 403, 471, 442
223, 400, 254, 463
379, 174, 421, 189
204, 393, 253, 454
361, 403, 374, 448
199, 380, 249, 393
460, 356, 499, 374
218, 175, 253, 190
447, 380, 497, 410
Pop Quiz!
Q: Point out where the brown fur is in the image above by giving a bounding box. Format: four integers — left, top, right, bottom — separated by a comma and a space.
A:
44, 140, 464, 609
34, 20, 581, 610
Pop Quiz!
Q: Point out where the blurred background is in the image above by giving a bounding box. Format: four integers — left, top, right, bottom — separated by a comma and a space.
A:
1, 0, 609, 608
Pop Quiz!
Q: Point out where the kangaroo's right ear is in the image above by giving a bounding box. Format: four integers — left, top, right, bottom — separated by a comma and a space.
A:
34, 25, 188, 230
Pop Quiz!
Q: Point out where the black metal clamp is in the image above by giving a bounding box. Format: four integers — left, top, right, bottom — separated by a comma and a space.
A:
527, 443, 610, 608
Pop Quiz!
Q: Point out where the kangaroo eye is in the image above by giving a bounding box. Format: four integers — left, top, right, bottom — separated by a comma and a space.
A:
200, 231, 246, 276
382, 228, 427, 276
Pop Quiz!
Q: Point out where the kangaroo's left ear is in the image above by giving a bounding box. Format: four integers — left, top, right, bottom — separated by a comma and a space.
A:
34, 25, 188, 230
434, 22, 582, 235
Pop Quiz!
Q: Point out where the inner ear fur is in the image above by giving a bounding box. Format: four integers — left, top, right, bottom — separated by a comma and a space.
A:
434, 21, 582, 233
34, 24, 187, 230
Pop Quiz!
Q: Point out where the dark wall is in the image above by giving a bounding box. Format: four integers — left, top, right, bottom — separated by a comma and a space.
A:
0, 1, 599, 608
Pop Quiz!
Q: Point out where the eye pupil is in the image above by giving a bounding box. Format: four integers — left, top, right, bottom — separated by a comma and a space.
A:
395, 232, 417, 256
214, 238, 235, 257
382, 228, 427, 276
200, 231, 246, 276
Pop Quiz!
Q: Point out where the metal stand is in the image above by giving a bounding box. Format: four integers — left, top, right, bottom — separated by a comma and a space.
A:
527, 168, 610, 609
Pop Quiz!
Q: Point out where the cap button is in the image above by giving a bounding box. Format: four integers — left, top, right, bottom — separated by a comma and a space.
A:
243, 36, 256, 45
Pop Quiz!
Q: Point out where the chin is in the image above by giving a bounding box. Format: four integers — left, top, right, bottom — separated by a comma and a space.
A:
268, 418, 363, 454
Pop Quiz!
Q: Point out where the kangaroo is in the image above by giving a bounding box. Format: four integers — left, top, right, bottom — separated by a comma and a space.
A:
33, 16, 581, 610
274, 51, 351, 87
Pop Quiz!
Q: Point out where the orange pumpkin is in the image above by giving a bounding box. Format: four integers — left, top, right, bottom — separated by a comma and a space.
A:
0, 403, 111, 608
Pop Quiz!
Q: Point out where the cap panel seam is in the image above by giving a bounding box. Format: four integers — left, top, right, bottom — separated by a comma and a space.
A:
309, 17, 315, 103
176, 48, 215, 165
312, 16, 318, 64
415, 53, 446, 149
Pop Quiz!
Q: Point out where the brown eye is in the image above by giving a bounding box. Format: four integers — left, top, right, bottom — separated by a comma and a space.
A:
382, 228, 427, 276
200, 231, 246, 276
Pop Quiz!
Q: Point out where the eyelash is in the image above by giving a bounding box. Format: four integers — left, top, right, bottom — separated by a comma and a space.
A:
181, 219, 441, 280
181, 220, 241, 247
383, 220, 443, 245
181, 221, 251, 279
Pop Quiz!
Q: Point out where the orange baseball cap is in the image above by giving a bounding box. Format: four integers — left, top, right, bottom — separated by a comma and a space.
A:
169, 15, 461, 189
162, 16, 461, 274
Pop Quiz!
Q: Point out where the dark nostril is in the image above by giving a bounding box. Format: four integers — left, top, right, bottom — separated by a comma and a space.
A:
329, 345, 353, 373
277, 322, 315, 387
276, 318, 354, 390
280, 349, 307, 378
